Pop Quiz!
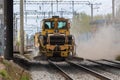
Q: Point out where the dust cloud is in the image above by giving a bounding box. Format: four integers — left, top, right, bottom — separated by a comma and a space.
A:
75, 25, 120, 60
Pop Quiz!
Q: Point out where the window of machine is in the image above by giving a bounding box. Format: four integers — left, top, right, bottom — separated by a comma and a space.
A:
58, 21, 67, 29
44, 21, 54, 29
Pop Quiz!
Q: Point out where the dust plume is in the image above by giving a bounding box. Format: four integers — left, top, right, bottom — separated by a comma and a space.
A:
75, 25, 120, 60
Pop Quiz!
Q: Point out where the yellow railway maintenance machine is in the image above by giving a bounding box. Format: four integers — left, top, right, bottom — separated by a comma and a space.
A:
34, 16, 76, 60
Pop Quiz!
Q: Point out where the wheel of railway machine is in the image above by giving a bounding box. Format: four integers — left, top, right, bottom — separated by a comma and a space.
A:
48, 57, 65, 62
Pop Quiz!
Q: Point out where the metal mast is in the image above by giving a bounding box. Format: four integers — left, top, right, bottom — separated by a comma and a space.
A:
20, 0, 24, 54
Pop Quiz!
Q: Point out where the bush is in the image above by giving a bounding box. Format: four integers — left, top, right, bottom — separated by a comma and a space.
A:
115, 55, 120, 61
21, 75, 29, 80
0, 69, 11, 80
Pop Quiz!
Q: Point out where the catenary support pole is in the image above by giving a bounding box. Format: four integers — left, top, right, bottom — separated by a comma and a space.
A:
20, 0, 24, 54
4, 0, 13, 59
112, 0, 115, 21
91, 3, 93, 21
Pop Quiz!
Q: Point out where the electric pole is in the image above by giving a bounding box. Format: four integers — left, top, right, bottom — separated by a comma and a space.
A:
56, 0, 58, 12
112, 0, 115, 20
88, 3, 101, 21
24, 0, 27, 24
51, 2, 53, 16
20, 0, 24, 54
72, 1, 74, 15
91, 3, 93, 21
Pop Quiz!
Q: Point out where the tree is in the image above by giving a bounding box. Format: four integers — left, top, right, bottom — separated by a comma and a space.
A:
71, 12, 91, 34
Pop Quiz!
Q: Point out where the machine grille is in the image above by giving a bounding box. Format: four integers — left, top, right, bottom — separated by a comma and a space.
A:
50, 36, 65, 45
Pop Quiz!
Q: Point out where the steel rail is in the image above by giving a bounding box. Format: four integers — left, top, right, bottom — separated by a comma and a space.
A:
48, 60, 73, 80
66, 60, 111, 80
72, 56, 84, 60
87, 59, 120, 69
101, 59, 120, 65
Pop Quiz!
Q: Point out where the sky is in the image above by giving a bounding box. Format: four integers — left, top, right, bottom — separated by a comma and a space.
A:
14, 0, 113, 15
78, 0, 112, 15
92, 0, 112, 15
13, 0, 114, 35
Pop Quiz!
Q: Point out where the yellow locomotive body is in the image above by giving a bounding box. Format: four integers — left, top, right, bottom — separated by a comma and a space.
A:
34, 16, 76, 59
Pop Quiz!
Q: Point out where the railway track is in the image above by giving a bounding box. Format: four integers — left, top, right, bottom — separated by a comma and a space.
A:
66, 60, 111, 80
48, 60, 73, 80
101, 59, 120, 65
13, 55, 120, 80
48, 60, 101, 80
80, 59, 120, 80
86, 59, 120, 69
48, 58, 112, 80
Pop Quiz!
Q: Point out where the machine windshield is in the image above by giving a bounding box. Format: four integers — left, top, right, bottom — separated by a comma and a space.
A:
44, 21, 54, 29
44, 21, 67, 29
58, 21, 67, 29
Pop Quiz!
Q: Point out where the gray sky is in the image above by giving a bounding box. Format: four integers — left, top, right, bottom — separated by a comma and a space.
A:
14, 0, 114, 35
77, 0, 112, 15
93, 0, 112, 15
14, 0, 113, 15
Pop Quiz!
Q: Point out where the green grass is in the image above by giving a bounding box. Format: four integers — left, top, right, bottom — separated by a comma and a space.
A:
2, 60, 9, 66
0, 69, 11, 80
0, 70, 7, 77
21, 75, 30, 80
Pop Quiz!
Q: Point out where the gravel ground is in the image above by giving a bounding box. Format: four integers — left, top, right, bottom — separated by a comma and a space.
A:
28, 48, 64, 80
94, 60, 120, 78
78, 60, 120, 80
104, 67, 120, 76
30, 61, 65, 80
88, 66, 120, 80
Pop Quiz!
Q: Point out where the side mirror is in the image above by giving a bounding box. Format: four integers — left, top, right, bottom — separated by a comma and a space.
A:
41, 21, 45, 31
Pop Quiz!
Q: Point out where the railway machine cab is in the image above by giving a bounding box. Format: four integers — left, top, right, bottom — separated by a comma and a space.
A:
34, 16, 76, 60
